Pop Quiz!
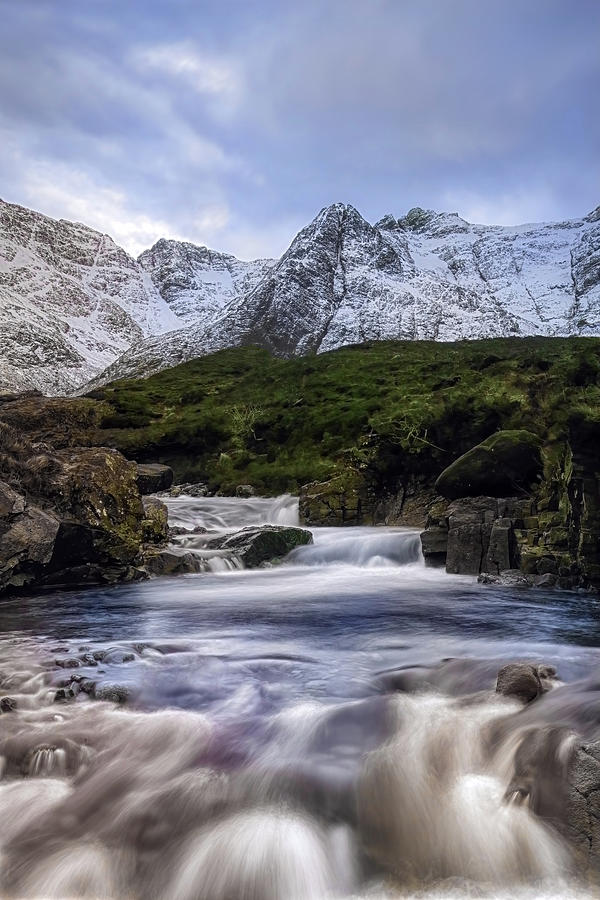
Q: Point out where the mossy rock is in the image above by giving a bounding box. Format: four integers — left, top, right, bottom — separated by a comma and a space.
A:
141, 497, 169, 544
435, 430, 543, 500
299, 472, 365, 526
215, 526, 313, 568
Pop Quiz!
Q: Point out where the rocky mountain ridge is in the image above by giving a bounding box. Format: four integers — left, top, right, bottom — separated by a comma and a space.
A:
81, 199, 600, 388
0, 199, 182, 394
2, 197, 600, 393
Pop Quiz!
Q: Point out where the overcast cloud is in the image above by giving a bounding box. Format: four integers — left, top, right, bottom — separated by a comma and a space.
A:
1, 0, 598, 258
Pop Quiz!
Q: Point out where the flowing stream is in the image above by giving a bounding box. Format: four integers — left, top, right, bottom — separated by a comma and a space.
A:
1, 495, 600, 898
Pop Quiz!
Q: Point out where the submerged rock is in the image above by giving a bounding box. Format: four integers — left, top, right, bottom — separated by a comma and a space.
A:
0, 696, 17, 712
95, 684, 131, 704
495, 663, 545, 703
478, 569, 560, 588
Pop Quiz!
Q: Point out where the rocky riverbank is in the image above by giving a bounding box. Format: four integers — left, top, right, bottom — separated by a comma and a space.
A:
300, 429, 600, 591
4, 330, 600, 593
0, 393, 311, 595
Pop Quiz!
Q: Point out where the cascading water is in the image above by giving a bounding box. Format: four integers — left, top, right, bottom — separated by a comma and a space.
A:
288, 527, 423, 568
1, 494, 600, 899
166, 493, 300, 532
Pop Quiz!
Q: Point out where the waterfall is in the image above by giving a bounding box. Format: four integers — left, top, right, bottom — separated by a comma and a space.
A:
287, 527, 423, 569
26, 746, 67, 777
358, 693, 571, 885
164, 494, 299, 532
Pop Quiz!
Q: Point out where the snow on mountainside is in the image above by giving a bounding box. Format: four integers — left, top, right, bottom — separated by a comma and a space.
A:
138, 239, 274, 327
0, 199, 181, 394
2, 197, 600, 395
91, 201, 600, 388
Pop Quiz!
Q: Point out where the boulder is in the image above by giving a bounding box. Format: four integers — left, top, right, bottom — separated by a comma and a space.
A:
435, 430, 543, 500
141, 496, 169, 544
0, 441, 154, 592
40, 448, 146, 585
495, 663, 543, 703
299, 473, 367, 526
210, 526, 313, 568
136, 463, 174, 495
235, 484, 256, 498
141, 548, 205, 576
564, 742, 600, 876
420, 526, 448, 567
0, 488, 60, 591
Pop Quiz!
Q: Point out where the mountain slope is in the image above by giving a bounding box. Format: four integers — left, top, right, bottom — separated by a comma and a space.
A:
138, 239, 274, 327
91, 202, 600, 387
0, 199, 182, 394
2, 197, 600, 394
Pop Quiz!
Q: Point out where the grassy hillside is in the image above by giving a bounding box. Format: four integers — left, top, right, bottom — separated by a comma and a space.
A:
89, 337, 600, 495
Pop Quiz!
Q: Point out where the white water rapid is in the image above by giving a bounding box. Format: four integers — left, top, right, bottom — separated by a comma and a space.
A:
0, 494, 599, 899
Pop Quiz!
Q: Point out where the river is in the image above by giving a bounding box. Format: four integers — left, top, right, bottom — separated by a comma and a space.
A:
1, 495, 600, 898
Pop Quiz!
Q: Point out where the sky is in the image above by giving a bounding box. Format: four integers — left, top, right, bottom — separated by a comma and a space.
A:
1, 0, 599, 259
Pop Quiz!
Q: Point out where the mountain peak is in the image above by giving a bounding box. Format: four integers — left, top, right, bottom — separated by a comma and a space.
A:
2, 198, 600, 395
586, 205, 600, 224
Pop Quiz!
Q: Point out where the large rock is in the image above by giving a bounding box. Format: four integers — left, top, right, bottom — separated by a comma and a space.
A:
0, 491, 60, 591
421, 496, 532, 576
445, 497, 515, 576
42, 448, 146, 581
0, 440, 157, 591
209, 526, 313, 568
141, 496, 169, 544
435, 430, 543, 500
564, 742, 600, 876
419, 526, 448, 567
299, 473, 368, 526
141, 548, 205, 576
136, 463, 174, 495
495, 663, 543, 703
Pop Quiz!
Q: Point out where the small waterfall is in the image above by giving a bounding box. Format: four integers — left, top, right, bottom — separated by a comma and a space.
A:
288, 528, 423, 569
26, 746, 67, 777
169, 809, 348, 900
206, 555, 243, 573
358, 693, 571, 885
164, 494, 299, 532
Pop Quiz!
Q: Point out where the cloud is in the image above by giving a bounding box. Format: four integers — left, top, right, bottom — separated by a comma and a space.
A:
17, 161, 231, 257
0, 0, 598, 259
441, 188, 566, 228
131, 42, 241, 109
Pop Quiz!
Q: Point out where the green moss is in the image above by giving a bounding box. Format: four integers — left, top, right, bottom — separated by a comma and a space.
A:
86, 337, 600, 496
435, 430, 542, 500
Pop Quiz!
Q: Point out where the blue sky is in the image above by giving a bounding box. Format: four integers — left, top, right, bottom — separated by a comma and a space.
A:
1, 0, 599, 258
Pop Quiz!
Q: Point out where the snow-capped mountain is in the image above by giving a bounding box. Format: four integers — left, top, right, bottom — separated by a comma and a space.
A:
138, 239, 274, 328
91, 201, 600, 387
2, 198, 600, 394
0, 199, 180, 394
